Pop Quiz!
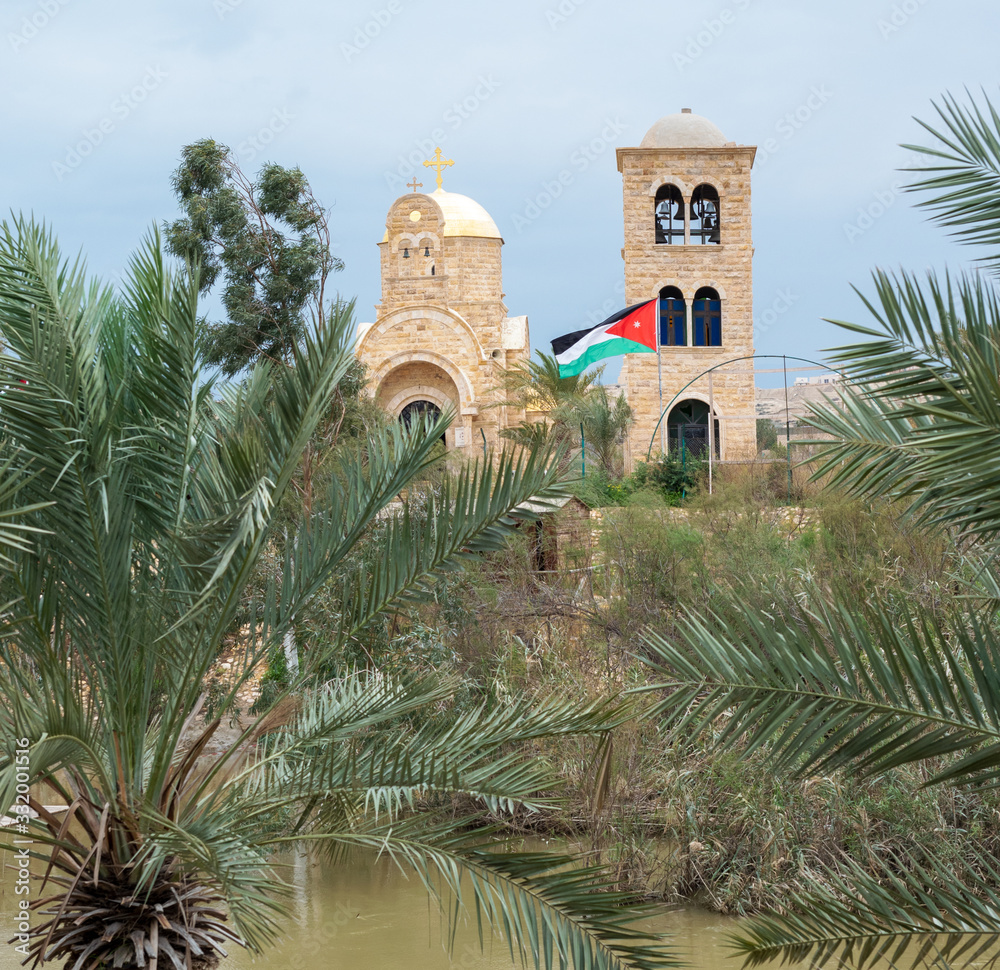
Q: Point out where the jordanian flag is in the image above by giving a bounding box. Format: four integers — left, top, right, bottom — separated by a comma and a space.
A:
551, 299, 657, 378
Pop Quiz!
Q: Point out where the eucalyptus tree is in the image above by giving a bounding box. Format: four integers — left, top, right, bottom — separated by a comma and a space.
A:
165, 138, 340, 376
641, 90, 1000, 969
0, 221, 673, 970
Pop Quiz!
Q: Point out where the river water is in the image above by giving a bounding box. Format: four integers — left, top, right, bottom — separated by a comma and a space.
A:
221, 850, 754, 970
0, 847, 780, 970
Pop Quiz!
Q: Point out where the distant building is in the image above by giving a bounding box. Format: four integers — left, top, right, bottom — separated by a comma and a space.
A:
794, 373, 841, 386
617, 109, 757, 463
358, 110, 760, 464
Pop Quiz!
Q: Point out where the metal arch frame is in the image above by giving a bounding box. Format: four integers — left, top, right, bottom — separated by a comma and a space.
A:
645, 354, 835, 503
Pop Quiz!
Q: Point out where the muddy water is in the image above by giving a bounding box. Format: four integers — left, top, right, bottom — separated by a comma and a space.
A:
0, 848, 787, 970
220, 851, 757, 970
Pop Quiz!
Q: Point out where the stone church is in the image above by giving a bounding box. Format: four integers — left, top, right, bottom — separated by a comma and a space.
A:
356, 110, 757, 464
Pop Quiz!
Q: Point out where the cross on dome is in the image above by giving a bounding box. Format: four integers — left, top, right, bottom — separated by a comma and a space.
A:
423, 147, 454, 190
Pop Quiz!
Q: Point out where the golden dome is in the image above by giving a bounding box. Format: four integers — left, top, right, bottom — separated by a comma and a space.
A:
429, 188, 502, 239
383, 188, 502, 242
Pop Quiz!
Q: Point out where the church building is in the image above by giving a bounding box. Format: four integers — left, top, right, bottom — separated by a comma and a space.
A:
355, 149, 528, 453
357, 111, 757, 464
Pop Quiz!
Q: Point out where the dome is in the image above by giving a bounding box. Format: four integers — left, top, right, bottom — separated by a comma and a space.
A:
383, 188, 502, 242
429, 188, 502, 239
640, 110, 727, 149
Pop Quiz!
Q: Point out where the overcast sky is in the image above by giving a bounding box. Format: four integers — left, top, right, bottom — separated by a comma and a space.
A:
3, 0, 998, 383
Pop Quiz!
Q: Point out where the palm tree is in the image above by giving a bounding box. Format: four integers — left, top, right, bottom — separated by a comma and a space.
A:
493, 351, 606, 415
493, 353, 632, 476
640, 90, 1000, 969
0, 220, 674, 970
575, 386, 634, 479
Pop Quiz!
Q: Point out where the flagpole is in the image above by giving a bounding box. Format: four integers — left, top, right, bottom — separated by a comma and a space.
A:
656, 295, 664, 455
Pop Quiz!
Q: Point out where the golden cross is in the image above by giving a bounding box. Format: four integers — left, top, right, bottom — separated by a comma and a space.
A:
423, 147, 454, 191
407, 177, 422, 192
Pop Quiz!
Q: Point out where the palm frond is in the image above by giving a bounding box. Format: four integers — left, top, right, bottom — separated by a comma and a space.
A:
808, 269, 1000, 537
639, 589, 1000, 788
903, 89, 1000, 272
269, 424, 566, 657
732, 848, 1000, 970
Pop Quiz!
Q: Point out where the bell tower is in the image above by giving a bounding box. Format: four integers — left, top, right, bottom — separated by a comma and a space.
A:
617, 109, 756, 462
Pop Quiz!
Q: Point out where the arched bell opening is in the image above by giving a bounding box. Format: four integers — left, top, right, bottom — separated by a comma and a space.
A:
667, 398, 719, 459
654, 184, 685, 244
690, 184, 720, 245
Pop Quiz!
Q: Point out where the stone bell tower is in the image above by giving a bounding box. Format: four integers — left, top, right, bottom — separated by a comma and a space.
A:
617, 109, 756, 463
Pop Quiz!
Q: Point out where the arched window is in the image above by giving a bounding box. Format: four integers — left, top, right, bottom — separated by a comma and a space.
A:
667, 399, 719, 458
692, 287, 722, 347
400, 400, 446, 443
654, 184, 685, 244
400, 399, 441, 426
659, 286, 685, 347
690, 184, 720, 245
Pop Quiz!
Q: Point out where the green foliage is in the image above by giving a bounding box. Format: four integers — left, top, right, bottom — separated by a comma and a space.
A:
630, 452, 704, 500
756, 417, 778, 452
572, 469, 632, 507
599, 506, 707, 640
496, 352, 634, 477
493, 350, 605, 413
165, 138, 341, 375
0, 219, 675, 969
576, 387, 635, 478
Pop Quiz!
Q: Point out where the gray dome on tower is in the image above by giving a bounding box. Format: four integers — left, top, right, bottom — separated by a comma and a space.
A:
640, 109, 728, 148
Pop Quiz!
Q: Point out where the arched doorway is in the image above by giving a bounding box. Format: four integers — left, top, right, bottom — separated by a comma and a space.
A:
667, 399, 719, 458
399, 399, 447, 444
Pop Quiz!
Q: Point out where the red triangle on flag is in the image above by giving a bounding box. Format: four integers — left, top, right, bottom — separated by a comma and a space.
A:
605, 299, 657, 351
